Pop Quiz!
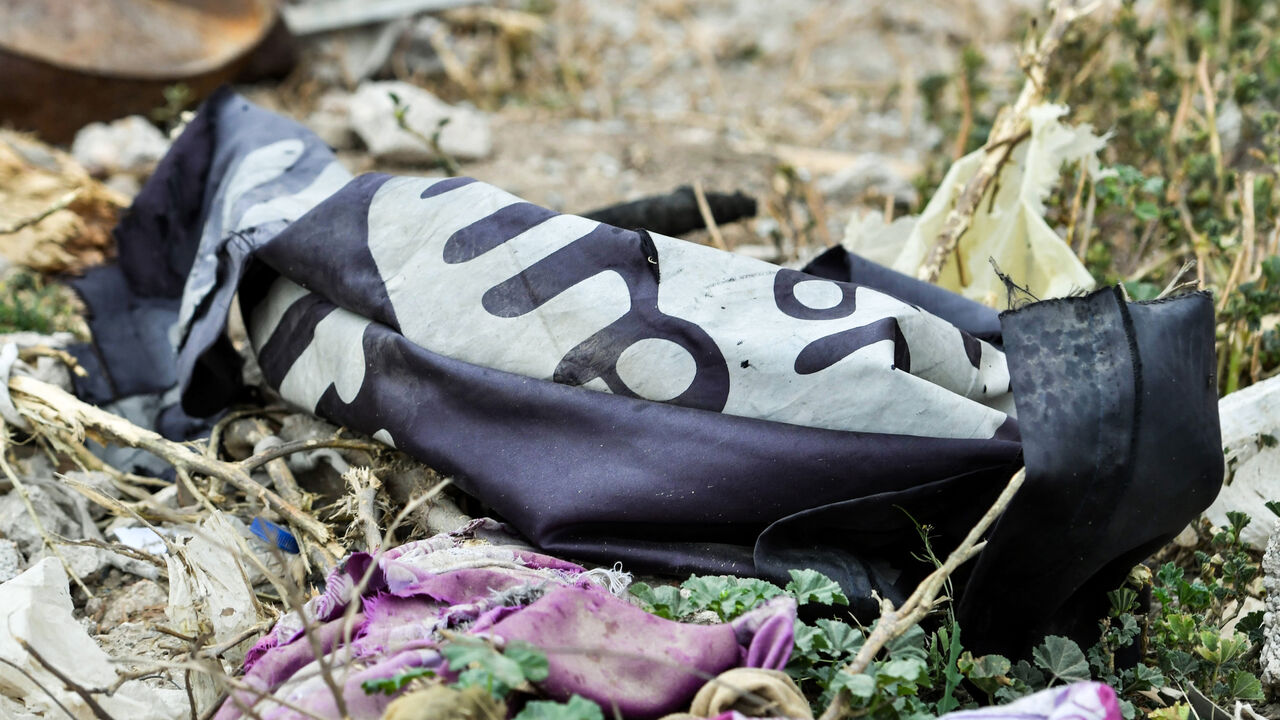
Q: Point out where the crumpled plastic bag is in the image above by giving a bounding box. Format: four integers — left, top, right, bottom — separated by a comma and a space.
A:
844, 104, 1104, 308
167, 512, 272, 713
0, 557, 187, 719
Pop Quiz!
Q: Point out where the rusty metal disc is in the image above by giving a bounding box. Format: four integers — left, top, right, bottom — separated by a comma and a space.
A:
0, 0, 282, 142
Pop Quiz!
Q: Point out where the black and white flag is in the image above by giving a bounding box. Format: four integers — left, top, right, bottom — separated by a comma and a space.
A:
75, 90, 1223, 655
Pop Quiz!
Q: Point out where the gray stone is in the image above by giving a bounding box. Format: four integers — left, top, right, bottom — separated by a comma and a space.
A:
0, 540, 23, 583
101, 579, 168, 628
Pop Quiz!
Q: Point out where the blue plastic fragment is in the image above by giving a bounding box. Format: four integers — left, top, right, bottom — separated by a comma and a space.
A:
250, 517, 300, 554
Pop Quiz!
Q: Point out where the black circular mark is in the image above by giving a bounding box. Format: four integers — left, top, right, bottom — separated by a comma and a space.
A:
773, 268, 858, 320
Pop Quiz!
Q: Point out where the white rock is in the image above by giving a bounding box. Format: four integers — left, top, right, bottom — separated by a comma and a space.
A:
33, 543, 108, 579
1204, 374, 1280, 550
349, 80, 492, 163
71, 116, 171, 176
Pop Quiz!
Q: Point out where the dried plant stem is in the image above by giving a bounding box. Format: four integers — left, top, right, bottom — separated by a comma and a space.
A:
918, 0, 1100, 283
343, 467, 384, 552
0, 190, 81, 235
239, 436, 384, 473
243, 420, 308, 511
8, 375, 345, 567
692, 180, 728, 251
819, 467, 1027, 720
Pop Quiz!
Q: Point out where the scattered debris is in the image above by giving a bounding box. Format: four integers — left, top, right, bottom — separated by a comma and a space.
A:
815, 153, 919, 207
282, 0, 484, 36
581, 185, 757, 237
215, 520, 792, 719
306, 91, 361, 150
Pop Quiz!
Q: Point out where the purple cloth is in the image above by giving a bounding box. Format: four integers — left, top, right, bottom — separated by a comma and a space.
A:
216, 521, 796, 720
939, 682, 1120, 720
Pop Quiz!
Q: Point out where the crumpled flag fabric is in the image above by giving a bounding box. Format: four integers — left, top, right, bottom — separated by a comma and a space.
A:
215, 519, 795, 720
75, 89, 1223, 655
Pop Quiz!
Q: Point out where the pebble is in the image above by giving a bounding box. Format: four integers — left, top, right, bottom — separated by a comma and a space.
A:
71, 116, 170, 177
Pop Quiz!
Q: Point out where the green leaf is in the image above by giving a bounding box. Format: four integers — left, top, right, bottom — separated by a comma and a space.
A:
505, 642, 550, 684
1010, 659, 1046, 690
1124, 664, 1164, 692
887, 624, 928, 662
792, 620, 825, 657
880, 657, 926, 684
785, 569, 849, 606
1225, 511, 1252, 535
360, 666, 436, 695
964, 654, 1011, 680
1265, 500, 1280, 518
1237, 610, 1265, 645
1134, 201, 1161, 222
934, 625, 965, 714
1227, 670, 1265, 701
514, 695, 606, 720
629, 583, 691, 619
1108, 588, 1139, 617
1032, 636, 1091, 685
816, 618, 865, 657
959, 652, 1012, 700
680, 575, 783, 620
832, 670, 877, 700
443, 638, 540, 699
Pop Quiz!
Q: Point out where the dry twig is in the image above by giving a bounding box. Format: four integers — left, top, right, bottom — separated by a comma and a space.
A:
819, 467, 1027, 720
7, 375, 346, 568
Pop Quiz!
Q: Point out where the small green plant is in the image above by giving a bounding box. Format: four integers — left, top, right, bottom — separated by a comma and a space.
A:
630, 505, 1271, 719
0, 270, 81, 335
360, 637, 603, 720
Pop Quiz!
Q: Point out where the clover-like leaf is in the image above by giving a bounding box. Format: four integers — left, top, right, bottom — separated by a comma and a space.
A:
785, 569, 849, 606
1031, 636, 1091, 685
